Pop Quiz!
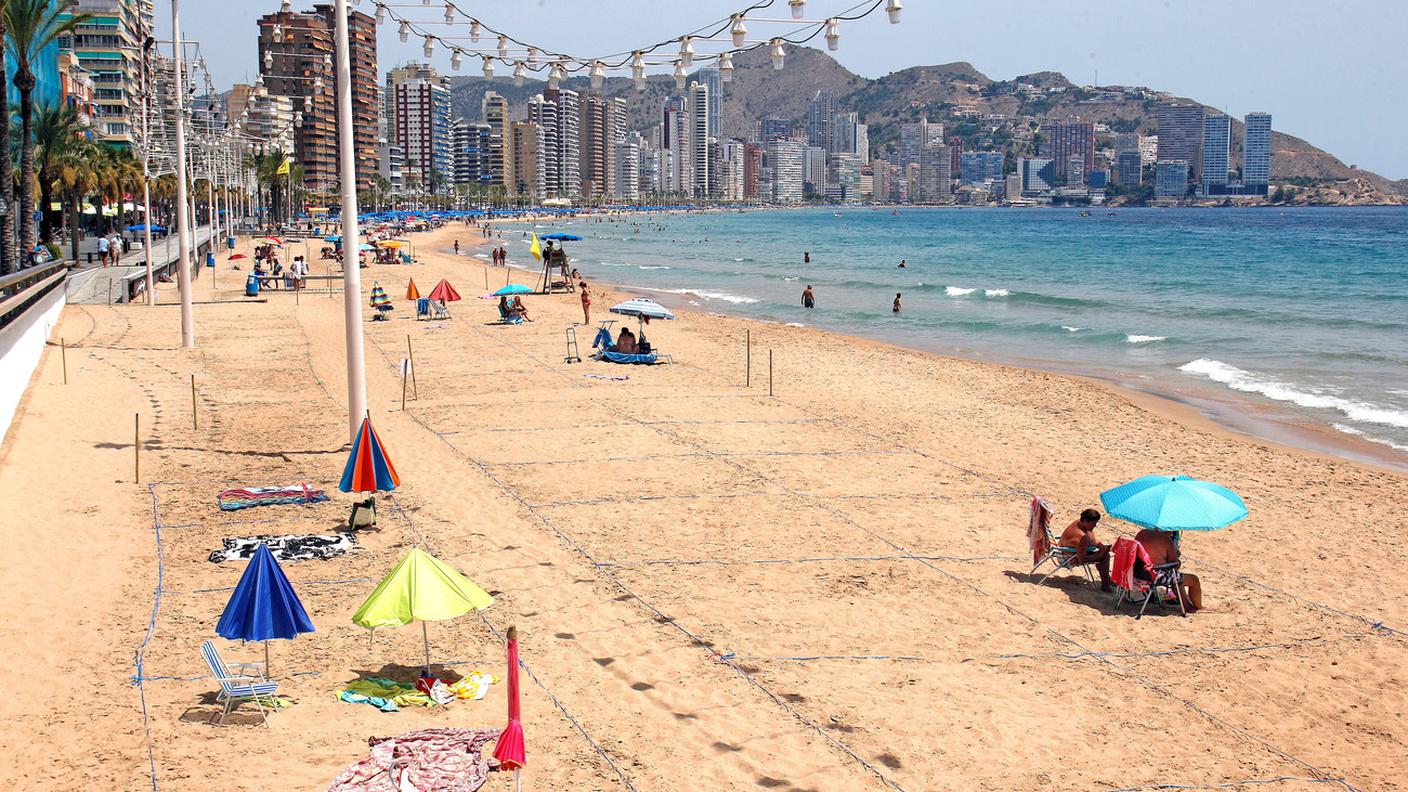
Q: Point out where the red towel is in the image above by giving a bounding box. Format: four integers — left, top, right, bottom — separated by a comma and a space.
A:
1028, 498, 1052, 566
1112, 536, 1152, 592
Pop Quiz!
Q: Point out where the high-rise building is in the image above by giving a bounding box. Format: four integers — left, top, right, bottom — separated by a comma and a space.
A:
916, 145, 952, 202
807, 89, 837, 152
1116, 151, 1142, 187
959, 151, 1003, 184
480, 91, 511, 190
383, 63, 444, 147
831, 152, 862, 198
692, 67, 722, 138
258, 5, 378, 192
1019, 157, 1054, 194
832, 112, 867, 161
544, 88, 580, 199
1156, 103, 1204, 179
947, 136, 963, 176
802, 146, 827, 195
614, 133, 642, 201
579, 95, 627, 198
1155, 160, 1190, 198
766, 140, 804, 203
377, 140, 404, 192
688, 81, 711, 198
525, 96, 558, 197
898, 118, 942, 172
228, 83, 295, 154
663, 98, 690, 194
717, 140, 745, 201
1201, 113, 1231, 194
760, 116, 791, 142
451, 118, 489, 189
509, 121, 543, 199
1243, 112, 1272, 193
394, 75, 453, 192
58, 52, 97, 129
1004, 173, 1023, 200
743, 142, 763, 199
59, 0, 153, 146
1043, 121, 1094, 182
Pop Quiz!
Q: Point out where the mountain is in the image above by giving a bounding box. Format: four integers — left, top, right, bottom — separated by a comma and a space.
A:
447, 45, 1406, 204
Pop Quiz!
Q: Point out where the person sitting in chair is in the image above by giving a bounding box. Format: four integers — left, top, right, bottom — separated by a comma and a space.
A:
616, 326, 637, 354
511, 296, 532, 322
1133, 527, 1202, 612
1058, 508, 1112, 591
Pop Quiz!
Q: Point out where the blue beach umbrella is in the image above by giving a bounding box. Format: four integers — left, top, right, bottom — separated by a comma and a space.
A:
1099, 475, 1247, 532
540, 233, 582, 241
215, 543, 315, 676
127, 223, 165, 232
492, 283, 533, 296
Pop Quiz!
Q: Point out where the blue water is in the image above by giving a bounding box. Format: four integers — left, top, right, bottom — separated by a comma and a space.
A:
515, 206, 1408, 459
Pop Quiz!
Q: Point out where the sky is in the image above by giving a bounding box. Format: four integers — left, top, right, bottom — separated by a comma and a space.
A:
159, 0, 1408, 179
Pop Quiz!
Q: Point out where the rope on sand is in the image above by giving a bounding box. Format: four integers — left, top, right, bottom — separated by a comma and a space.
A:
188, 578, 370, 594
1105, 776, 1349, 791
593, 553, 1020, 569
136, 484, 167, 792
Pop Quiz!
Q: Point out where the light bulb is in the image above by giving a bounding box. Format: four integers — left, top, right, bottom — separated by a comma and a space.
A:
590, 60, 605, 90
513, 61, 526, 87
730, 15, 747, 48
679, 36, 694, 70
886, 0, 902, 23
482, 58, 494, 79
263, 50, 273, 68
674, 61, 686, 90
280, 0, 291, 12
469, 19, 480, 43
789, 0, 804, 20
444, 2, 454, 23
547, 63, 562, 90
497, 35, 508, 58
423, 37, 434, 58
375, 4, 385, 23
451, 50, 462, 70
825, 18, 839, 50
719, 52, 733, 82
770, 39, 785, 70
398, 20, 410, 42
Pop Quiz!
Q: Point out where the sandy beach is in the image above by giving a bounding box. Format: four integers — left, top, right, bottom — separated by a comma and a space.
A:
1, 223, 1405, 791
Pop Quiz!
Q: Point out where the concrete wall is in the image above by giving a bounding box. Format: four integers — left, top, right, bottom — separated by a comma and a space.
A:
0, 285, 65, 447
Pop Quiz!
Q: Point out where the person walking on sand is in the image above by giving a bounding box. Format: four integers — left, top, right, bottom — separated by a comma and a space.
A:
802, 284, 815, 309
453, 239, 460, 256
579, 281, 592, 325
893, 293, 902, 313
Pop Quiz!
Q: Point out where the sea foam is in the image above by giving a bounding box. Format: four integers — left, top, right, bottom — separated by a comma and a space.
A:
984, 289, 1010, 298
1126, 334, 1167, 344
1180, 359, 1408, 430
642, 287, 760, 304
945, 286, 976, 297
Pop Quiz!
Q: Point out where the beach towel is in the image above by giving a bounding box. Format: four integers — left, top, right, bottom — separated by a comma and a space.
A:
1028, 497, 1053, 566
600, 350, 659, 365
327, 727, 500, 792
217, 484, 328, 511
338, 678, 434, 712
209, 532, 357, 563
1111, 536, 1152, 592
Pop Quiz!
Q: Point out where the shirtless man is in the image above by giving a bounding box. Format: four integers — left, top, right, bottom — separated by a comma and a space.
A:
1134, 528, 1202, 611
1059, 508, 1112, 591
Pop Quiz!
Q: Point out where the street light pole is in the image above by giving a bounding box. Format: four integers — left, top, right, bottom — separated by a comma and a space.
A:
170, 0, 195, 347
140, 36, 155, 306
333, 0, 366, 442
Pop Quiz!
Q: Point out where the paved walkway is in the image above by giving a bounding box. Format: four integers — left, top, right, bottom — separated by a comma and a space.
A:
66, 225, 215, 304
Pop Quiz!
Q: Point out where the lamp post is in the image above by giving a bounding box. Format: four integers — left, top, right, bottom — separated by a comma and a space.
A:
170, 0, 195, 347
333, 0, 366, 442
140, 35, 156, 306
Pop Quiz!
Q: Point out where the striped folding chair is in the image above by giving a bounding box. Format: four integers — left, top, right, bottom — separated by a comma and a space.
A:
200, 640, 280, 726
1028, 497, 1095, 586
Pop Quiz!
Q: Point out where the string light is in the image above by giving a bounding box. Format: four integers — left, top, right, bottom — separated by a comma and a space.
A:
443, 3, 454, 23
590, 59, 605, 90
450, 49, 462, 70
770, 38, 786, 70
423, 37, 434, 58
631, 52, 646, 91
718, 51, 733, 82
789, 0, 805, 19
398, 19, 410, 42
825, 18, 839, 50
679, 35, 694, 69
497, 34, 508, 58
730, 14, 747, 47
886, 0, 902, 23
482, 57, 494, 79
374, 4, 385, 23
673, 60, 686, 89
513, 61, 527, 86
469, 19, 479, 42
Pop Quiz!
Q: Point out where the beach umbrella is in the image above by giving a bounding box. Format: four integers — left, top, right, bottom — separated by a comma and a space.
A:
609, 297, 675, 321
492, 283, 533, 297
339, 413, 400, 493
351, 548, 494, 673
370, 282, 393, 313
1100, 475, 1247, 532
428, 279, 461, 303
540, 233, 582, 241
228, 253, 248, 261
325, 235, 341, 242
127, 223, 165, 232
376, 239, 405, 249
406, 278, 421, 300
215, 543, 315, 677
492, 625, 526, 786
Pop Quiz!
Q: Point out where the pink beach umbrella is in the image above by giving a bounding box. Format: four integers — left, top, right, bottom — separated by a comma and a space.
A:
492, 625, 526, 788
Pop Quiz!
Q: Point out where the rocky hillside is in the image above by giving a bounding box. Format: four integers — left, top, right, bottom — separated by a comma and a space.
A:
449, 45, 1406, 203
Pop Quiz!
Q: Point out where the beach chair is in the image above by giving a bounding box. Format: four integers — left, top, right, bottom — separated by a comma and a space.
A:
429, 299, 450, 320
1110, 536, 1187, 618
1027, 497, 1095, 586
200, 640, 280, 726
497, 303, 524, 325
416, 297, 430, 320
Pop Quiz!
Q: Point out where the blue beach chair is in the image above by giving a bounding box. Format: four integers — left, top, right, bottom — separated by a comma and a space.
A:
200, 640, 280, 726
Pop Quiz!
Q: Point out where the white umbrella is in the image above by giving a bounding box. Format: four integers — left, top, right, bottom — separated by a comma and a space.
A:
608, 297, 675, 321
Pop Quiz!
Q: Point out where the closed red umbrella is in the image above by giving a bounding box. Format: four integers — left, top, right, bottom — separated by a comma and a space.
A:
428, 279, 461, 303
492, 625, 525, 787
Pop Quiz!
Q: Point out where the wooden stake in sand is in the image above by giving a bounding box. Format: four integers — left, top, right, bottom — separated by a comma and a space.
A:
769, 349, 774, 397
190, 374, 198, 430
406, 335, 418, 399
746, 330, 751, 387
61, 338, 67, 385
134, 413, 140, 482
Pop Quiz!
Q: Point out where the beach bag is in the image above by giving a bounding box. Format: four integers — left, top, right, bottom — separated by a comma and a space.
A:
348, 496, 376, 530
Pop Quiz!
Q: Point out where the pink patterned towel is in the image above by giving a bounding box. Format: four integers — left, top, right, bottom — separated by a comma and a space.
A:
328, 727, 501, 792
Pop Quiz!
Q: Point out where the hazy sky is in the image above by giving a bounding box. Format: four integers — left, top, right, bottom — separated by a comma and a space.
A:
160, 0, 1408, 179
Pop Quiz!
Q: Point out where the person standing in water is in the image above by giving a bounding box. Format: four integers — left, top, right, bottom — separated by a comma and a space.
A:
802, 284, 815, 309
804, 251, 811, 264
893, 293, 902, 313
898, 259, 907, 268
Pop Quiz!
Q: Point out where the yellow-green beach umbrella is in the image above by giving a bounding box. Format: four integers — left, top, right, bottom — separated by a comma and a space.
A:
352, 548, 494, 672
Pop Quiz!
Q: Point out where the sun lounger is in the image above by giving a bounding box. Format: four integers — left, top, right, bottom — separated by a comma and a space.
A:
429, 298, 450, 320
200, 639, 280, 726
1028, 497, 1095, 586
1111, 536, 1186, 618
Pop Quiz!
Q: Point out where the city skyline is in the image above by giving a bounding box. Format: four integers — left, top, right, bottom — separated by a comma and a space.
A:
158, 1, 1408, 180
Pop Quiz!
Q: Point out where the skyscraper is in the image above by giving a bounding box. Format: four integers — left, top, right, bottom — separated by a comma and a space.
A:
1201, 113, 1231, 194
509, 121, 543, 199
693, 67, 722, 138
614, 133, 642, 201
807, 89, 837, 152
958, 151, 1003, 184
760, 117, 791, 142
1243, 112, 1272, 194
1155, 160, 1190, 198
688, 81, 711, 198
1019, 157, 1054, 194
59, 0, 153, 146
947, 136, 963, 176
393, 76, 452, 192
481, 91, 511, 189
1116, 151, 1142, 187
802, 146, 827, 195
451, 118, 489, 189
526, 95, 560, 198
766, 140, 804, 203
899, 118, 942, 173
579, 95, 611, 198
544, 88, 580, 199
1156, 103, 1205, 180
384, 63, 444, 147
1043, 121, 1094, 183
916, 145, 952, 202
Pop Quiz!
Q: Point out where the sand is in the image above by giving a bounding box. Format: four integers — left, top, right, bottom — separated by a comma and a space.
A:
0, 222, 1404, 792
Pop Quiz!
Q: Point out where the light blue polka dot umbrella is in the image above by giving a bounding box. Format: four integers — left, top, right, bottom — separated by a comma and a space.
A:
1099, 475, 1247, 532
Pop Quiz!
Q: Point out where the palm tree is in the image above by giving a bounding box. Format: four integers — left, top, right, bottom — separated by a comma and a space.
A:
33, 101, 84, 244
0, 2, 14, 274
6, 0, 89, 257
53, 134, 100, 264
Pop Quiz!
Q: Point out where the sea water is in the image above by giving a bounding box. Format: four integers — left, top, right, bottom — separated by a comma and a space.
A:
518, 206, 1408, 461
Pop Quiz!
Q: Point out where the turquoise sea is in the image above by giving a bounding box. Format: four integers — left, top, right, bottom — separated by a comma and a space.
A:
508, 206, 1408, 465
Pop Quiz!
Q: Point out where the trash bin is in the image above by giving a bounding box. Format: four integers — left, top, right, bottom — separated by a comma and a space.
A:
245, 273, 260, 297
206, 251, 215, 268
